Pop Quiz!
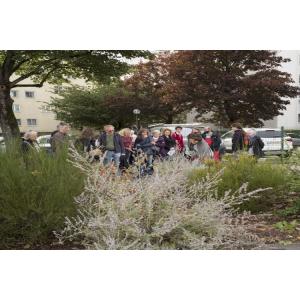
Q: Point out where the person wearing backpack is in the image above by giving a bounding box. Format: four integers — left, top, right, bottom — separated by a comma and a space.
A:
247, 129, 264, 158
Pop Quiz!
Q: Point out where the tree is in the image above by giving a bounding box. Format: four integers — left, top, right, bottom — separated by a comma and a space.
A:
124, 52, 194, 123
51, 83, 138, 130
0, 50, 150, 140
51, 80, 186, 130
165, 51, 300, 127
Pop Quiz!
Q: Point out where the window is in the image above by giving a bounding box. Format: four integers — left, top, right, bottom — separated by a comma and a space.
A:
257, 130, 282, 138
298, 114, 300, 123
10, 90, 17, 97
13, 104, 21, 113
27, 119, 37, 126
16, 119, 21, 126
222, 131, 234, 139
25, 91, 34, 98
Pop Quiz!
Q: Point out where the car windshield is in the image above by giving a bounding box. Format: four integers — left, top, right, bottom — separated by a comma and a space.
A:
257, 131, 282, 138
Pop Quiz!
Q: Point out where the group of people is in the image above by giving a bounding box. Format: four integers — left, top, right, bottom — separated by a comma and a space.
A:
20, 121, 265, 175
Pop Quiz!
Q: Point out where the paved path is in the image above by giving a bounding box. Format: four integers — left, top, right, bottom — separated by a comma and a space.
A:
262, 242, 300, 250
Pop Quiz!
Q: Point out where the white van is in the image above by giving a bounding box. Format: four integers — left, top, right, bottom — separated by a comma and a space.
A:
221, 128, 293, 155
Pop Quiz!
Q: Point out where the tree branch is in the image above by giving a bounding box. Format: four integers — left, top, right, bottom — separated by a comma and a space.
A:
11, 66, 60, 88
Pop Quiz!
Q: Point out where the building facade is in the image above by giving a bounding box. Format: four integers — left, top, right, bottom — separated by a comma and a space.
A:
0, 78, 87, 135
264, 50, 300, 129
10, 80, 60, 134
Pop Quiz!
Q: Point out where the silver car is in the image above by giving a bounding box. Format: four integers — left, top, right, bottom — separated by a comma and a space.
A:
221, 128, 293, 155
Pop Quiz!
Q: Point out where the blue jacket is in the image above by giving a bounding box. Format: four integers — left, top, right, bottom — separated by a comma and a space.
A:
98, 132, 125, 154
134, 136, 154, 155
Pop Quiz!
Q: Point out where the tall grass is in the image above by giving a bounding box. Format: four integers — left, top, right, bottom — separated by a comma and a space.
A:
0, 142, 84, 249
188, 155, 290, 213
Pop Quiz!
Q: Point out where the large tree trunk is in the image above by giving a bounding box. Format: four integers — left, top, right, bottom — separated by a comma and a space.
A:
166, 114, 173, 124
0, 84, 20, 141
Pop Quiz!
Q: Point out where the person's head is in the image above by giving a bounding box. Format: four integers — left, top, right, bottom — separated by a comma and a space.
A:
81, 127, 94, 139
138, 128, 149, 138
192, 128, 200, 134
204, 126, 211, 133
152, 130, 160, 138
58, 122, 70, 134
175, 126, 183, 134
247, 129, 256, 138
104, 125, 114, 134
231, 122, 242, 131
130, 130, 136, 136
189, 133, 202, 145
120, 128, 131, 137
24, 130, 38, 141
162, 128, 172, 137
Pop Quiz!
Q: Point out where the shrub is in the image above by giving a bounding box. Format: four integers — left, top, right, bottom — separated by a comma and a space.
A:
188, 155, 290, 213
55, 150, 264, 250
0, 143, 84, 249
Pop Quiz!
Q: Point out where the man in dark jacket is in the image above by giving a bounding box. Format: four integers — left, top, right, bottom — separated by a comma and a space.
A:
231, 123, 244, 153
247, 129, 264, 158
50, 122, 70, 153
98, 125, 125, 173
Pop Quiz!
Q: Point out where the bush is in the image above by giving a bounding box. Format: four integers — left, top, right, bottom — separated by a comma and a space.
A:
55, 151, 264, 250
188, 155, 290, 213
0, 142, 84, 249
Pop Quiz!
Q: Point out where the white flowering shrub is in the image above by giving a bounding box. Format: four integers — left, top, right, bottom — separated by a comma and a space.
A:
55, 149, 266, 249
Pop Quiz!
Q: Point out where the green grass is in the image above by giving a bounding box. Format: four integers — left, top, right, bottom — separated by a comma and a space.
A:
188, 154, 291, 213
0, 142, 84, 249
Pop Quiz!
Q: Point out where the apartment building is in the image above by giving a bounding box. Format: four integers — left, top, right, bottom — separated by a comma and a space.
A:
0, 78, 87, 135
10, 82, 61, 134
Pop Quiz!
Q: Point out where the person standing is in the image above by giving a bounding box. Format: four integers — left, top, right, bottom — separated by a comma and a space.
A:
151, 130, 161, 159
156, 128, 176, 158
50, 122, 70, 153
119, 128, 133, 169
202, 127, 222, 161
21, 130, 40, 153
98, 125, 125, 173
75, 127, 96, 153
172, 126, 184, 153
247, 129, 264, 158
231, 123, 245, 154
134, 128, 154, 168
185, 133, 213, 163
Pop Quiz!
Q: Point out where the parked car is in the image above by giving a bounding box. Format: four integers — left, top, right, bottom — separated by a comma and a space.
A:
148, 123, 205, 146
221, 128, 293, 155
37, 135, 52, 152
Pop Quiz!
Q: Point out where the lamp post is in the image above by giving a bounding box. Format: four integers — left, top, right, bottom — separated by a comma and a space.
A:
133, 109, 141, 130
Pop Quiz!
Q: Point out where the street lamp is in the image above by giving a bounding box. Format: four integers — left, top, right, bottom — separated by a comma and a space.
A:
133, 109, 141, 129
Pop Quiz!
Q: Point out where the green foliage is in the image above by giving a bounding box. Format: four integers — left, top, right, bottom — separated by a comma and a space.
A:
274, 220, 298, 232
0, 143, 84, 249
188, 155, 290, 213
50, 81, 182, 130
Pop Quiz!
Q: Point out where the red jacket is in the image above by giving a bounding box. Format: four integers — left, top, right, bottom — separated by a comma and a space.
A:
171, 132, 184, 152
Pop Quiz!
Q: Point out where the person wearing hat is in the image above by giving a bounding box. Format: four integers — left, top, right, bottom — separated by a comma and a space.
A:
185, 133, 213, 162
